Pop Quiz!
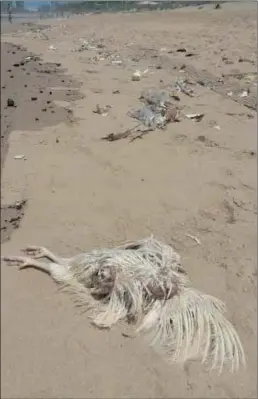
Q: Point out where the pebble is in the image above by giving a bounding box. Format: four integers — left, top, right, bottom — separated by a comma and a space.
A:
7, 98, 15, 107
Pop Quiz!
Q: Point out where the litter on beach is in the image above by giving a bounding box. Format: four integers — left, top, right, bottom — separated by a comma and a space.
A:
185, 113, 204, 122
14, 154, 26, 160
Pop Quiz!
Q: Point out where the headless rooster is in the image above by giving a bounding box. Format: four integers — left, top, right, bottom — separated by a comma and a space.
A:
2, 236, 245, 373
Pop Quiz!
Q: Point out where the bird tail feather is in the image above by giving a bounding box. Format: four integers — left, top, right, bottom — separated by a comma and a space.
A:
137, 288, 246, 373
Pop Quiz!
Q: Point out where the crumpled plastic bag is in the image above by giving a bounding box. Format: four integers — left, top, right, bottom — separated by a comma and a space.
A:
128, 105, 166, 129
140, 88, 171, 108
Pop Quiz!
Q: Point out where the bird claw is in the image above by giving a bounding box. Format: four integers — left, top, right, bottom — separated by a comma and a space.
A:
21, 246, 46, 259
1, 256, 30, 269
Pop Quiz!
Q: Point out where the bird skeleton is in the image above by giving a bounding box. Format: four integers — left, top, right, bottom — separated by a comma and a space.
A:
2, 236, 245, 373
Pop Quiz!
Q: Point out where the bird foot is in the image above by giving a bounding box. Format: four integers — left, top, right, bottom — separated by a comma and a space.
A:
21, 246, 48, 259
21, 246, 62, 264
2, 255, 39, 269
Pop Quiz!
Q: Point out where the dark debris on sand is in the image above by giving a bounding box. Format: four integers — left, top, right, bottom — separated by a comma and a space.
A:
1, 42, 84, 242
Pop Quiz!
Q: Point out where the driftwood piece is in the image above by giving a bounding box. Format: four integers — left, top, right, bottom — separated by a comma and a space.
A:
101, 124, 142, 142
130, 128, 153, 142
102, 129, 132, 142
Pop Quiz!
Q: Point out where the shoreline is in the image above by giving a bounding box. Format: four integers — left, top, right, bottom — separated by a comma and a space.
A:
1, 39, 82, 243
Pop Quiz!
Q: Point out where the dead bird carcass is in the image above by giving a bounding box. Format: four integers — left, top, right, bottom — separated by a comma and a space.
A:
2, 236, 245, 373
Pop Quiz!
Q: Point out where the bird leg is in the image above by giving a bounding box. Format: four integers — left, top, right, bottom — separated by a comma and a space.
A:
21, 246, 63, 264
2, 255, 51, 273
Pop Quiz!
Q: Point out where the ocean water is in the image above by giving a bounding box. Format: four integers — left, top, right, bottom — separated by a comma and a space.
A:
24, 1, 53, 11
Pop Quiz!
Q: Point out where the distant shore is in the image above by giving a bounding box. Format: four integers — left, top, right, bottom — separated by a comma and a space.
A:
1, 12, 40, 25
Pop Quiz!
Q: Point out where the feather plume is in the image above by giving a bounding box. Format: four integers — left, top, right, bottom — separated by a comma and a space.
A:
3, 236, 245, 373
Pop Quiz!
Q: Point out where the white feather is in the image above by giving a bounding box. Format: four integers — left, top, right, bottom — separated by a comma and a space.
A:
7, 236, 245, 373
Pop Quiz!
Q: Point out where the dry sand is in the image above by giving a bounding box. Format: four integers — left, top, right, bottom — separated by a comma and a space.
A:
1, 3, 257, 398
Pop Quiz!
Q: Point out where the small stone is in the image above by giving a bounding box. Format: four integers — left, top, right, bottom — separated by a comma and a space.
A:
7, 98, 15, 107
197, 135, 206, 142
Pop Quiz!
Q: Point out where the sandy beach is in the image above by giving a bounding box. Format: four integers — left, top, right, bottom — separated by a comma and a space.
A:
1, 3, 257, 398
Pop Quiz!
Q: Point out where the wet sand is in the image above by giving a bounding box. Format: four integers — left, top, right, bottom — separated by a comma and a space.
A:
1, 39, 82, 243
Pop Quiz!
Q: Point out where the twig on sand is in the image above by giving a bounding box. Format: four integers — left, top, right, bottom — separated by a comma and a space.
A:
101, 123, 141, 142
233, 197, 257, 214
122, 331, 135, 338
101, 128, 133, 142
185, 233, 201, 245
39, 32, 49, 40
130, 128, 153, 142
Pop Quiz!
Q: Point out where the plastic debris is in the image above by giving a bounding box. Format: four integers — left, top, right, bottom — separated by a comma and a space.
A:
48, 45, 57, 51
186, 233, 201, 245
129, 83, 181, 130
93, 104, 111, 116
74, 40, 98, 52
140, 88, 171, 108
76, 43, 88, 52
132, 70, 141, 81
128, 105, 169, 129
128, 105, 160, 128
112, 60, 123, 65
132, 69, 148, 81
240, 90, 248, 98
175, 78, 195, 97
185, 113, 204, 122
14, 154, 26, 160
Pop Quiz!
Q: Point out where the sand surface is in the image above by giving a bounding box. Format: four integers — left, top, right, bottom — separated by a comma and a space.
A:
1, 39, 82, 243
1, 3, 257, 398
